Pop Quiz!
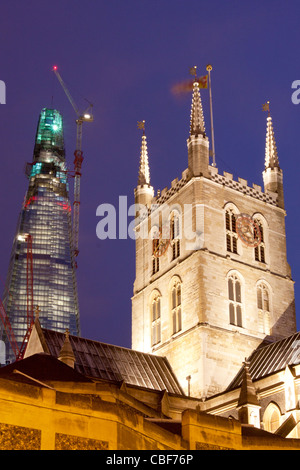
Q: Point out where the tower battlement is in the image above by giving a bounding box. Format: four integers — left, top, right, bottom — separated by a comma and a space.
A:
151, 165, 278, 208
209, 166, 278, 206
152, 169, 190, 206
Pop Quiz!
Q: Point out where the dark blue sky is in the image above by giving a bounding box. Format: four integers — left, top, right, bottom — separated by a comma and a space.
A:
1, 0, 300, 347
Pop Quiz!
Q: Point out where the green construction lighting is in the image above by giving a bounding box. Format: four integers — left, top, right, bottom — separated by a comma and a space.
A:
35, 108, 64, 150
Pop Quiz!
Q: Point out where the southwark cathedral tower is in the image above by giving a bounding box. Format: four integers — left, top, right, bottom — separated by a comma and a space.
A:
131, 77, 296, 399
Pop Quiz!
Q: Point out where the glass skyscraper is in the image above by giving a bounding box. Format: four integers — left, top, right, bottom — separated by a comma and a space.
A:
2, 108, 80, 362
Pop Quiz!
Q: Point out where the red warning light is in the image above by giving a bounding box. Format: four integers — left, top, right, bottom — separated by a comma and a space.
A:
53, 65, 57, 71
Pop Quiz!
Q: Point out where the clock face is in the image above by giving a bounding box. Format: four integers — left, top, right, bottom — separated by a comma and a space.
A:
236, 214, 261, 247
152, 226, 171, 257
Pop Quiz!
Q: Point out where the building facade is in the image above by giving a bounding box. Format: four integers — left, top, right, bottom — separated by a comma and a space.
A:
0, 319, 296, 449
2, 108, 80, 361
131, 80, 296, 399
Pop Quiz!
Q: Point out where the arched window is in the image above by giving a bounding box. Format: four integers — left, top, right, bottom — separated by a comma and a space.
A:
152, 226, 160, 275
263, 403, 281, 433
257, 282, 271, 334
171, 280, 182, 334
170, 212, 180, 260
225, 209, 238, 254
151, 293, 161, 346
228, 273, 243, 327
152, 242, 160, 275
254, 219, 266, 263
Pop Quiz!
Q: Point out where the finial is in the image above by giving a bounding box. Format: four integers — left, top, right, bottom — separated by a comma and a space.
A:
137, 120, 145, 135
34, 305, 40, 320
189, 66, 197, 80
243, 358, 250, 369
58, 328, 75, 368
206, 64, 212, 72
262, 100, 270, 117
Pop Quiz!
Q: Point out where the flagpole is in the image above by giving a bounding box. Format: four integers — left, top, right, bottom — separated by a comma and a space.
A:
206, 64, 216, 167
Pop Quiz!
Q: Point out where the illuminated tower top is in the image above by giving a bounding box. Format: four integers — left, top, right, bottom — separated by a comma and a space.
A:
33, 108, 65, 161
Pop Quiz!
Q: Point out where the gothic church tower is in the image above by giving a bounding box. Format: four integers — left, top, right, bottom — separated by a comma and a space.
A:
131, 79, 296, 399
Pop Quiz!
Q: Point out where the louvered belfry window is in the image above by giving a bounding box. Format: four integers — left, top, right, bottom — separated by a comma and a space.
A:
228, 274, 242, 327
226, 210, 238, 254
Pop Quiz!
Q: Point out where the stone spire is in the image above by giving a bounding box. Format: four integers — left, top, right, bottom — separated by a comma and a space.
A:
262, 102, 284, 208
265, 110, 280, 170
138, 122, 151, 186
187, 69, 209, 178
135, 121, 154, 208
190, 80, 206, 137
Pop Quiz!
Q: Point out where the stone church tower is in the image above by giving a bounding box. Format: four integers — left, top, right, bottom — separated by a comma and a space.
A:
131, 80, 296, 399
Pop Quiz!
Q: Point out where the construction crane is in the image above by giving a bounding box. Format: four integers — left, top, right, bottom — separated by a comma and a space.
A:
53, 66, 93, 258
0, 234, 34, 361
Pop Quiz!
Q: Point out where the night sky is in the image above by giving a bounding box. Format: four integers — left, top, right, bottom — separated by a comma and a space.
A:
1, 0, 300, 348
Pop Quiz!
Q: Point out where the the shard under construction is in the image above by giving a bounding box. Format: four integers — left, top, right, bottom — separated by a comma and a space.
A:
1, 108, 80, 361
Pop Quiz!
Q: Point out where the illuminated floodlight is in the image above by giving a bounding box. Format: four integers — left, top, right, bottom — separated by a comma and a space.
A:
17, 234, 28, 242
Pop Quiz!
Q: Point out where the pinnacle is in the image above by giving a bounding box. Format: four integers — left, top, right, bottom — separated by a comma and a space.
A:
265, 114, 280, 170
190, 80, 206, 137
138, 133, 151, 186
238, 360, 259, 407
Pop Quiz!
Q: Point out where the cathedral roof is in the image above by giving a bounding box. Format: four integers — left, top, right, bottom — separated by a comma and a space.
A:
26, 324, 185, 396
227, 331, 300, 391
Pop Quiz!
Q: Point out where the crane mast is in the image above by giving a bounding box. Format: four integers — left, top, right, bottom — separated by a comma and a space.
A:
53, 66, 93, 258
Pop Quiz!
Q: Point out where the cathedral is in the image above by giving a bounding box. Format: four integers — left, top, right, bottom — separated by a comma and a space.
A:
0, 73, 299, 450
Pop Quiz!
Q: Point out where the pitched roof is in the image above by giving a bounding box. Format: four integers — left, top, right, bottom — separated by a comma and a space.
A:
40, 328, 185, 395
0, 353, 92, 386
227, 332, 300, 391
